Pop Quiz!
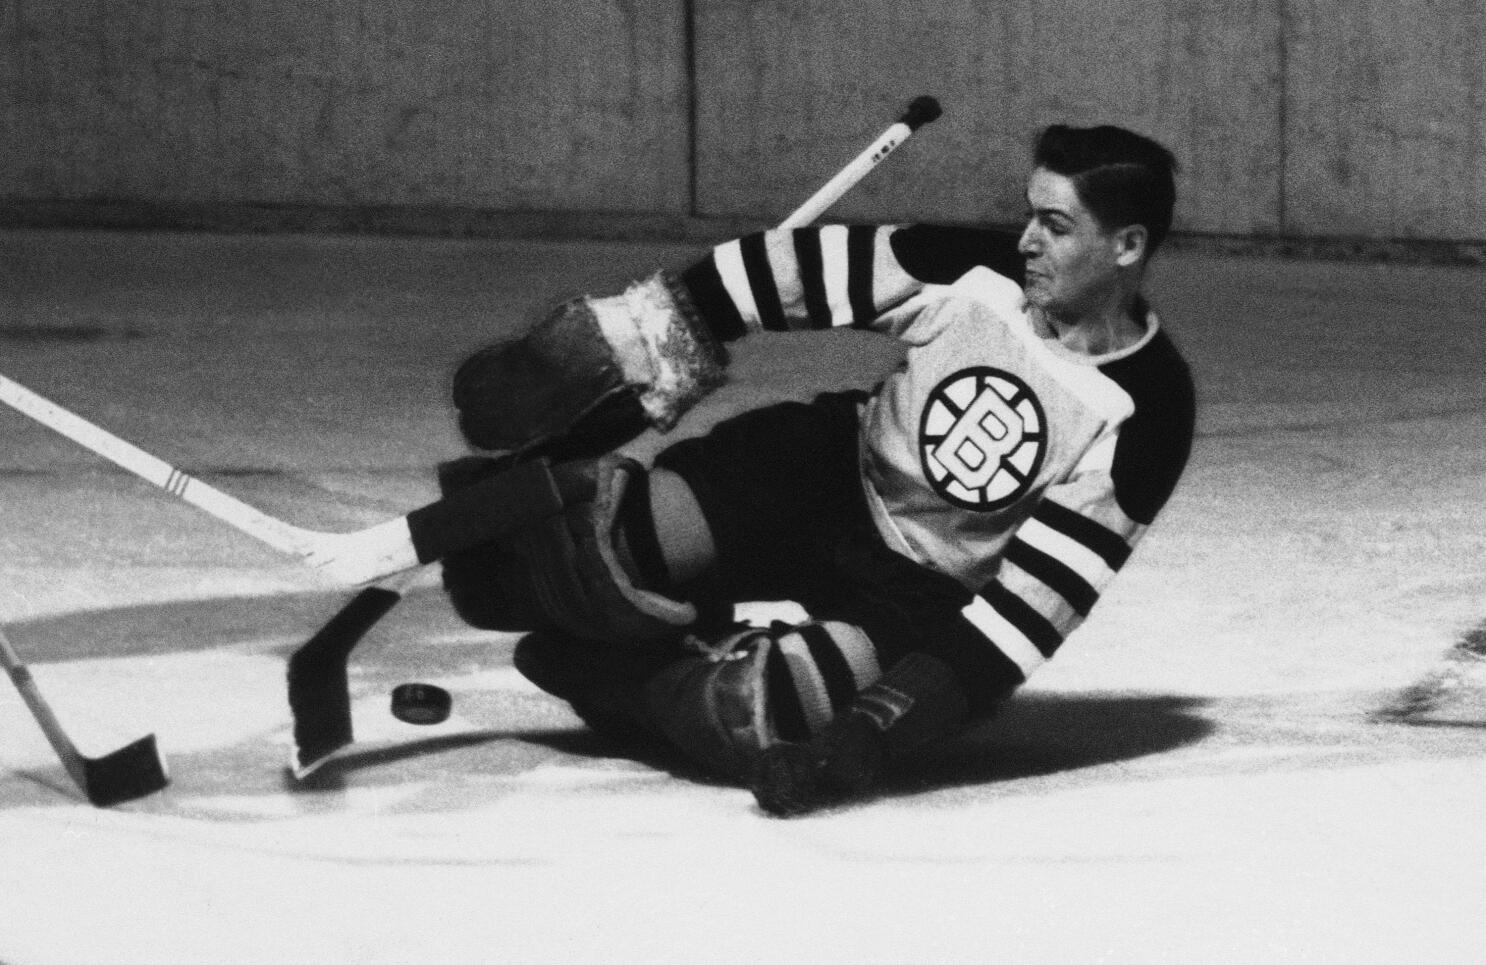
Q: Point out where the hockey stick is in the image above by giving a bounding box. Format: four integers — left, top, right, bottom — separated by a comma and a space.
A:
285, 95, 945, 778
0, 373, 528, 775
1, 372, 684, 599
0, 625, 169, 806
0, 373, 556, 584
776, 94, 941, 229
0, 374, 334, 557
287, 568, 420, 776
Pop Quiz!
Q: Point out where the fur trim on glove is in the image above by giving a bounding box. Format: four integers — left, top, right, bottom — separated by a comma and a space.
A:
585, 272, 727, 431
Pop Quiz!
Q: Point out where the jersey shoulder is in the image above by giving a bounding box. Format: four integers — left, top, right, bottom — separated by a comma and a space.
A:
1097, 327, 1197, 525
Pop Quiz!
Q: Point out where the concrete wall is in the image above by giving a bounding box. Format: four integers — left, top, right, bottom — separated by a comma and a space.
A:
695, 0, 1284, 237
1285, 0, 1486, 241
2, 0, 1484, 246
0, 0, 691, 213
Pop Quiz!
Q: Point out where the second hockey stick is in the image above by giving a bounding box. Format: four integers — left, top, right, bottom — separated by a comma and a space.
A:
1, 625, 169, 806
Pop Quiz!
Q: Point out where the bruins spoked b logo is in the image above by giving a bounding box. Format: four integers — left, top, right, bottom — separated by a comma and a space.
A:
919, 367, 1046, 511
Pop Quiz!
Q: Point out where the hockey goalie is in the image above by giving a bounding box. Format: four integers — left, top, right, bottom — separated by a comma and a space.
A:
317, 123, 1197, 816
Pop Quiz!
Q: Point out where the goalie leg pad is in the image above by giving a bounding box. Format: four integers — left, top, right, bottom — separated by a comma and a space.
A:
435, 454, 697, 640
517, 456, 698, 642
513, 628, 680, 743
640, 626, 778, 782
760, 620, 883, 741
637, 619, 885, 782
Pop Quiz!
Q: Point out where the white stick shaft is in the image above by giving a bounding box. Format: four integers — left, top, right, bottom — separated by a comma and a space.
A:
779, 121, 916, 229
0, 627, 87, 785
0, 374, 319, 554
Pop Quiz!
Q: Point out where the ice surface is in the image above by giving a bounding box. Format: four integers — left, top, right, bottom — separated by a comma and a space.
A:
2, 231, 1484, 964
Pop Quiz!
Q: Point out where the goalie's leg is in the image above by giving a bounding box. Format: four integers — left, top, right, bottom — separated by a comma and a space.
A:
439, 454, 704, 642
646, 620, 884, 781
514, 619, 883, 782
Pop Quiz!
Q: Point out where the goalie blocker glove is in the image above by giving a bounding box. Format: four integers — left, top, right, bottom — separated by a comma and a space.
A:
750, 651, 969, 817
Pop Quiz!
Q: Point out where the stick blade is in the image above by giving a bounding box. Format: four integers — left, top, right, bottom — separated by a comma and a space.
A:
287, 652, 354, 779
288, 705, 353, 780
287, 586, 404, 779
81, 734, 169, 807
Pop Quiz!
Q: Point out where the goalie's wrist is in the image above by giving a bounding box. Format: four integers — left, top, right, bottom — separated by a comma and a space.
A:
588, 272, 728, 432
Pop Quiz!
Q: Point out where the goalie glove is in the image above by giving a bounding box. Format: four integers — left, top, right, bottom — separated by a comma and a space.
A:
454, 271, 726, 453
750, 652, 969, 817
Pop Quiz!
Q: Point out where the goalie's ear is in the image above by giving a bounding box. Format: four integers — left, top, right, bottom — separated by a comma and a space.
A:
1113, 223, 1150, 268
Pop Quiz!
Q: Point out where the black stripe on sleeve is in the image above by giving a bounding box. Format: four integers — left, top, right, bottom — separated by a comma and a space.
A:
980, 582, 1064, 658
846, 225, 878, 328
740, 233, 787, 331
1002, 539, 1099, 616
1032, 500, 1133, 571
797, 623, 860, 712
794, 230, 833, 330
678, 256, 749, 342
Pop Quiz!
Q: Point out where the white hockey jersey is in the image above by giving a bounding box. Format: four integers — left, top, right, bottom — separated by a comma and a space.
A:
680, 224, 1194, 692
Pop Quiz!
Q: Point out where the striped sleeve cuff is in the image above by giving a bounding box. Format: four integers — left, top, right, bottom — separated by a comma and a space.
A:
959, 500, 1142, 680
679, 225, 921, 337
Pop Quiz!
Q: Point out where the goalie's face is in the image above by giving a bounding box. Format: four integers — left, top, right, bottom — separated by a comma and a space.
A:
1017, 168, 1142, 324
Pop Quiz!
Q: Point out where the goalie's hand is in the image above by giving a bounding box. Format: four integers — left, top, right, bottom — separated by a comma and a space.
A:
750, 709, 886, 817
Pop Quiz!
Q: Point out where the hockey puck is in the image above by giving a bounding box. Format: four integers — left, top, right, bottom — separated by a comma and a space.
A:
390, 683, 452, 725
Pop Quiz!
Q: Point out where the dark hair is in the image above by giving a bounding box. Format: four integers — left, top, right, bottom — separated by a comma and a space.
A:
1033, 124, 1178, 256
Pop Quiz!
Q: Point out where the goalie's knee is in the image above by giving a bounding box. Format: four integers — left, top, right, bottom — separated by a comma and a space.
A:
437, 453, 698, 642
536, 455, 699, 641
